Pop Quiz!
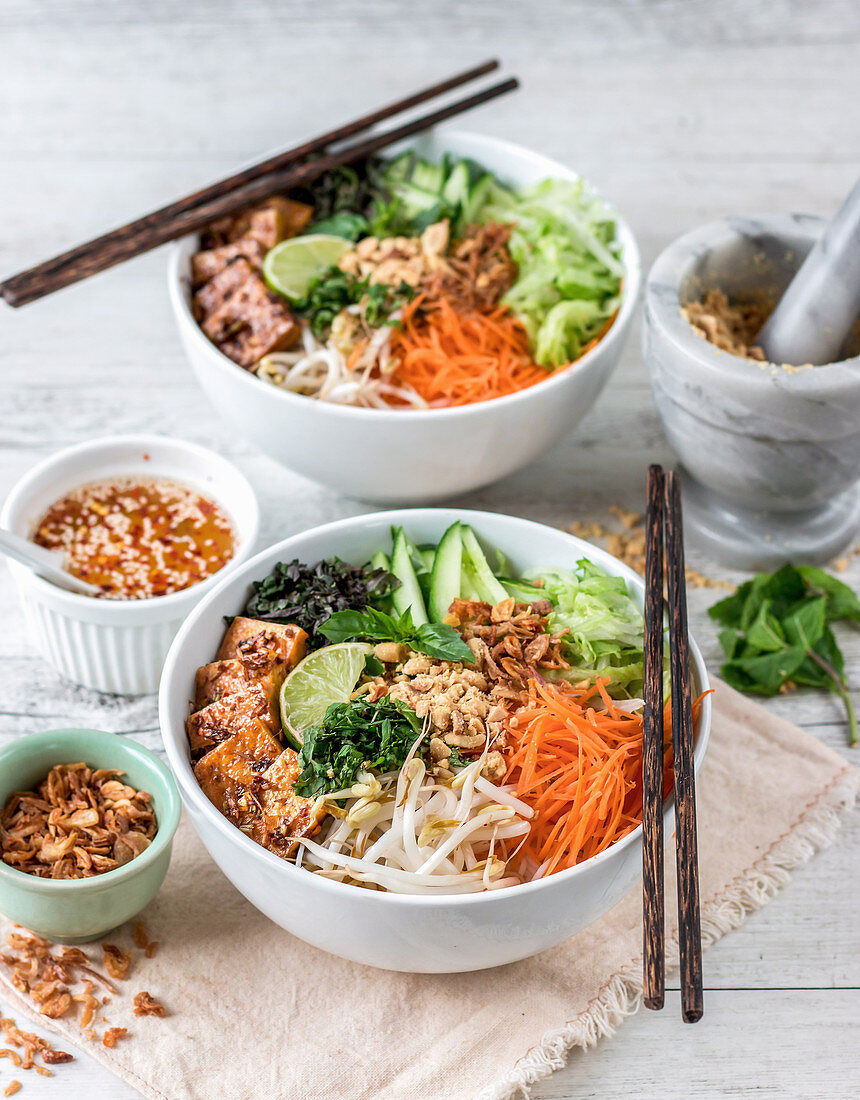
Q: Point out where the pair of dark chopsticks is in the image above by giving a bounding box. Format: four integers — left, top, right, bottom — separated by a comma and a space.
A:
642, 466, 703, 1023
0, 59, 517, 308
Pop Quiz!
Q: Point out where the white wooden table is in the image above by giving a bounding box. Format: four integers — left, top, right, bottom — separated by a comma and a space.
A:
1, 2, 858, 1097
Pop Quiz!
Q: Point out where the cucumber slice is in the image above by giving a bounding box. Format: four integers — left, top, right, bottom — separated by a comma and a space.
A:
416, 544, 437, 572
384, 152, 414, 185
370, 550, 390, 572
429, 522, 462, 621
463, 173, 495, 223
460, 560, 482, 601
411, 160, 446, 193
461, 526, 508, 605
442, 161, 471, 207
390, 527, 429, 625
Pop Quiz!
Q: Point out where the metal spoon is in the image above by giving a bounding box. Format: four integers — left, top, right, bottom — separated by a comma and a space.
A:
756, 177, 860, 366
0, 528, 101, 596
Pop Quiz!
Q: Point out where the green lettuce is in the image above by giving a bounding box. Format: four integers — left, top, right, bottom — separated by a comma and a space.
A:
528, 560, 647, 695
474, 178, 623, 367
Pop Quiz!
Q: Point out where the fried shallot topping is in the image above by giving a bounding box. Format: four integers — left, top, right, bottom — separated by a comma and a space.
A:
103, 1027, 129, 1048
0, 1013, 72, 1075
446, 597, 570, 702
0, 763, 157, 879
1, 926, 167, 1054
422, 221, 517, 311
133, 991, 166, 1018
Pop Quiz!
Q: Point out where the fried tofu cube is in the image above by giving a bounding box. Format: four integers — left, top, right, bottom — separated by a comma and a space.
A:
204, 197, 314, 251
194, 658, 249, 709
186, 686, 272, 757
191, 257, 256, 320
193, 719, 282, 825
217, 618, 307, 670
191, 238, 265, 285
245, 198, 312, 250
251, 750, 326, 858
200, 270, 300, 368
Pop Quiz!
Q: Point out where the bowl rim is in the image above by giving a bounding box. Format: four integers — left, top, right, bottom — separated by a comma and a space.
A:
158, 507, 712, 908
167, 127, 643, 421
0, 728, 182, 893
646, 212, 860, 385
0, 432, 261, 615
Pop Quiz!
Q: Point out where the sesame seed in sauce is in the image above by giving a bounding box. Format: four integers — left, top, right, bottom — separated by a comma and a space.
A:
32, 476, 236, 600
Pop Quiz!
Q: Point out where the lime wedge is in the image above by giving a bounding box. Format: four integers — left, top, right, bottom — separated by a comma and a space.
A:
263, 234, 352, 300
279, 641, 372, 748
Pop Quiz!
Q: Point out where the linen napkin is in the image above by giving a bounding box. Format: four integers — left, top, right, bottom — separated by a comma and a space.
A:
1, 680, 857, 1100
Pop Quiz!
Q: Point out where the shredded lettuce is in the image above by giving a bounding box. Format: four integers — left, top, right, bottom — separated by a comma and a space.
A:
528, 560, 647, 695
474, 178, 623, 367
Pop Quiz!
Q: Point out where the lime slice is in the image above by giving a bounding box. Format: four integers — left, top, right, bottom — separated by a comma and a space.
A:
263, 234, 352, 300
279, 641, 372, 747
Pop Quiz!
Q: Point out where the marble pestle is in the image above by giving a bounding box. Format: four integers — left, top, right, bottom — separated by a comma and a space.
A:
756, 178, 860, 366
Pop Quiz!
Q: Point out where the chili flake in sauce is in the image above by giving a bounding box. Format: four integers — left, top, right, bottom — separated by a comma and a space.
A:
32, 477, 235, 599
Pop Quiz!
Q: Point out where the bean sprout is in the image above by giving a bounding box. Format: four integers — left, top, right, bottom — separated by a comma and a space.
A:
295, 754, 531, 894
257, 319, 429, 409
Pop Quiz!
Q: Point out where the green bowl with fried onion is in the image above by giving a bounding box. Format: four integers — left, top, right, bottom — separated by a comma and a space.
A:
0, 729, 180, 943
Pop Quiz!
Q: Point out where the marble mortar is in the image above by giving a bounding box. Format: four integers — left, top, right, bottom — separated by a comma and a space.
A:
644, 214, 860, 568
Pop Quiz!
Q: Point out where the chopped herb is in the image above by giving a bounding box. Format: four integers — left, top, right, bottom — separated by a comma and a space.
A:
320, 605, 474, 663
293, 267, 414, 339
709, 564, 859, 745
243, 558, 395, 648
295, 696, 424, 797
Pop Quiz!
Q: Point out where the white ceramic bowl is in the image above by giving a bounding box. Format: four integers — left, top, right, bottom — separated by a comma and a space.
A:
1, 435, 260, 695
168, 130, 641, 504
159, 508, 710, 973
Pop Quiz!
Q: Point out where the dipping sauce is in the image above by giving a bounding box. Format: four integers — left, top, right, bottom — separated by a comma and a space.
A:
32, 477, 235, 599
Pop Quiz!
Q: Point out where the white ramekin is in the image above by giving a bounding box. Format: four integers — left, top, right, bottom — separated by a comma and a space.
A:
1, 435, 260, 695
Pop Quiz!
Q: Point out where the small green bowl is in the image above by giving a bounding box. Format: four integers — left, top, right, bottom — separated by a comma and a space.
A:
0, 729, 181, 943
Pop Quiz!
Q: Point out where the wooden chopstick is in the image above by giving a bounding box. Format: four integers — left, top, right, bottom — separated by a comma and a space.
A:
642, 464, 666, 1011
663, 469, 704, 1023
1, 65, 515, 307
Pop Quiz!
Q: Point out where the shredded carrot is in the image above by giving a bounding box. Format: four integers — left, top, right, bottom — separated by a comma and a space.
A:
505, 679, 705, 877
389, 296, 551, 407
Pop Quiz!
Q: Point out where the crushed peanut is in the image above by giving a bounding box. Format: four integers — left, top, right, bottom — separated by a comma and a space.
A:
682, 289, 768, 361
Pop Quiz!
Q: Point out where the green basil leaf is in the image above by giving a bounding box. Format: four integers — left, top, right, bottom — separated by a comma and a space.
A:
798, 567, 860, 622
745, 599, 788, 653
708, 581, 753, 627
724, 645, 807, 694
782, 595, 827, 650
415, 622, 475, 663
717, 627, 744, 659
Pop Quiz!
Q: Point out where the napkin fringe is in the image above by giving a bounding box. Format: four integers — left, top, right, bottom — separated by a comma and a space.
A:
478, 769, 859, 1100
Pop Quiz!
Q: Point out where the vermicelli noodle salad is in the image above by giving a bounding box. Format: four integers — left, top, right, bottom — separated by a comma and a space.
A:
189, 154, 623, 408
187, 524, 702, 895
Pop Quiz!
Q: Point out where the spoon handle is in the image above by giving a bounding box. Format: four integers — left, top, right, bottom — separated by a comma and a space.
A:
0, 528, 100, 596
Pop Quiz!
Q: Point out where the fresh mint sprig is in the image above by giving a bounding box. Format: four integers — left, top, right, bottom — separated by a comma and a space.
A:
709, 564, 859, 746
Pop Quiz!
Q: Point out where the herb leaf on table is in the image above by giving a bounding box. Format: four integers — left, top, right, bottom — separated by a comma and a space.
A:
709, 564, 858, 745
320, 605, 474, 663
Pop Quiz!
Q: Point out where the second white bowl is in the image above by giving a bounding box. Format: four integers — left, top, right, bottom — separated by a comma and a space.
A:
168, 130, 641, 503
159, 508, 710, 972
1, 434, 260, 695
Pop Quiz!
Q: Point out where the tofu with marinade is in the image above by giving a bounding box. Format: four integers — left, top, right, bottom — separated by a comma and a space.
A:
217, 617, 307, 673
186, 685, 274, 758
250, 750, 326, 858
193, 719, 283, 828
